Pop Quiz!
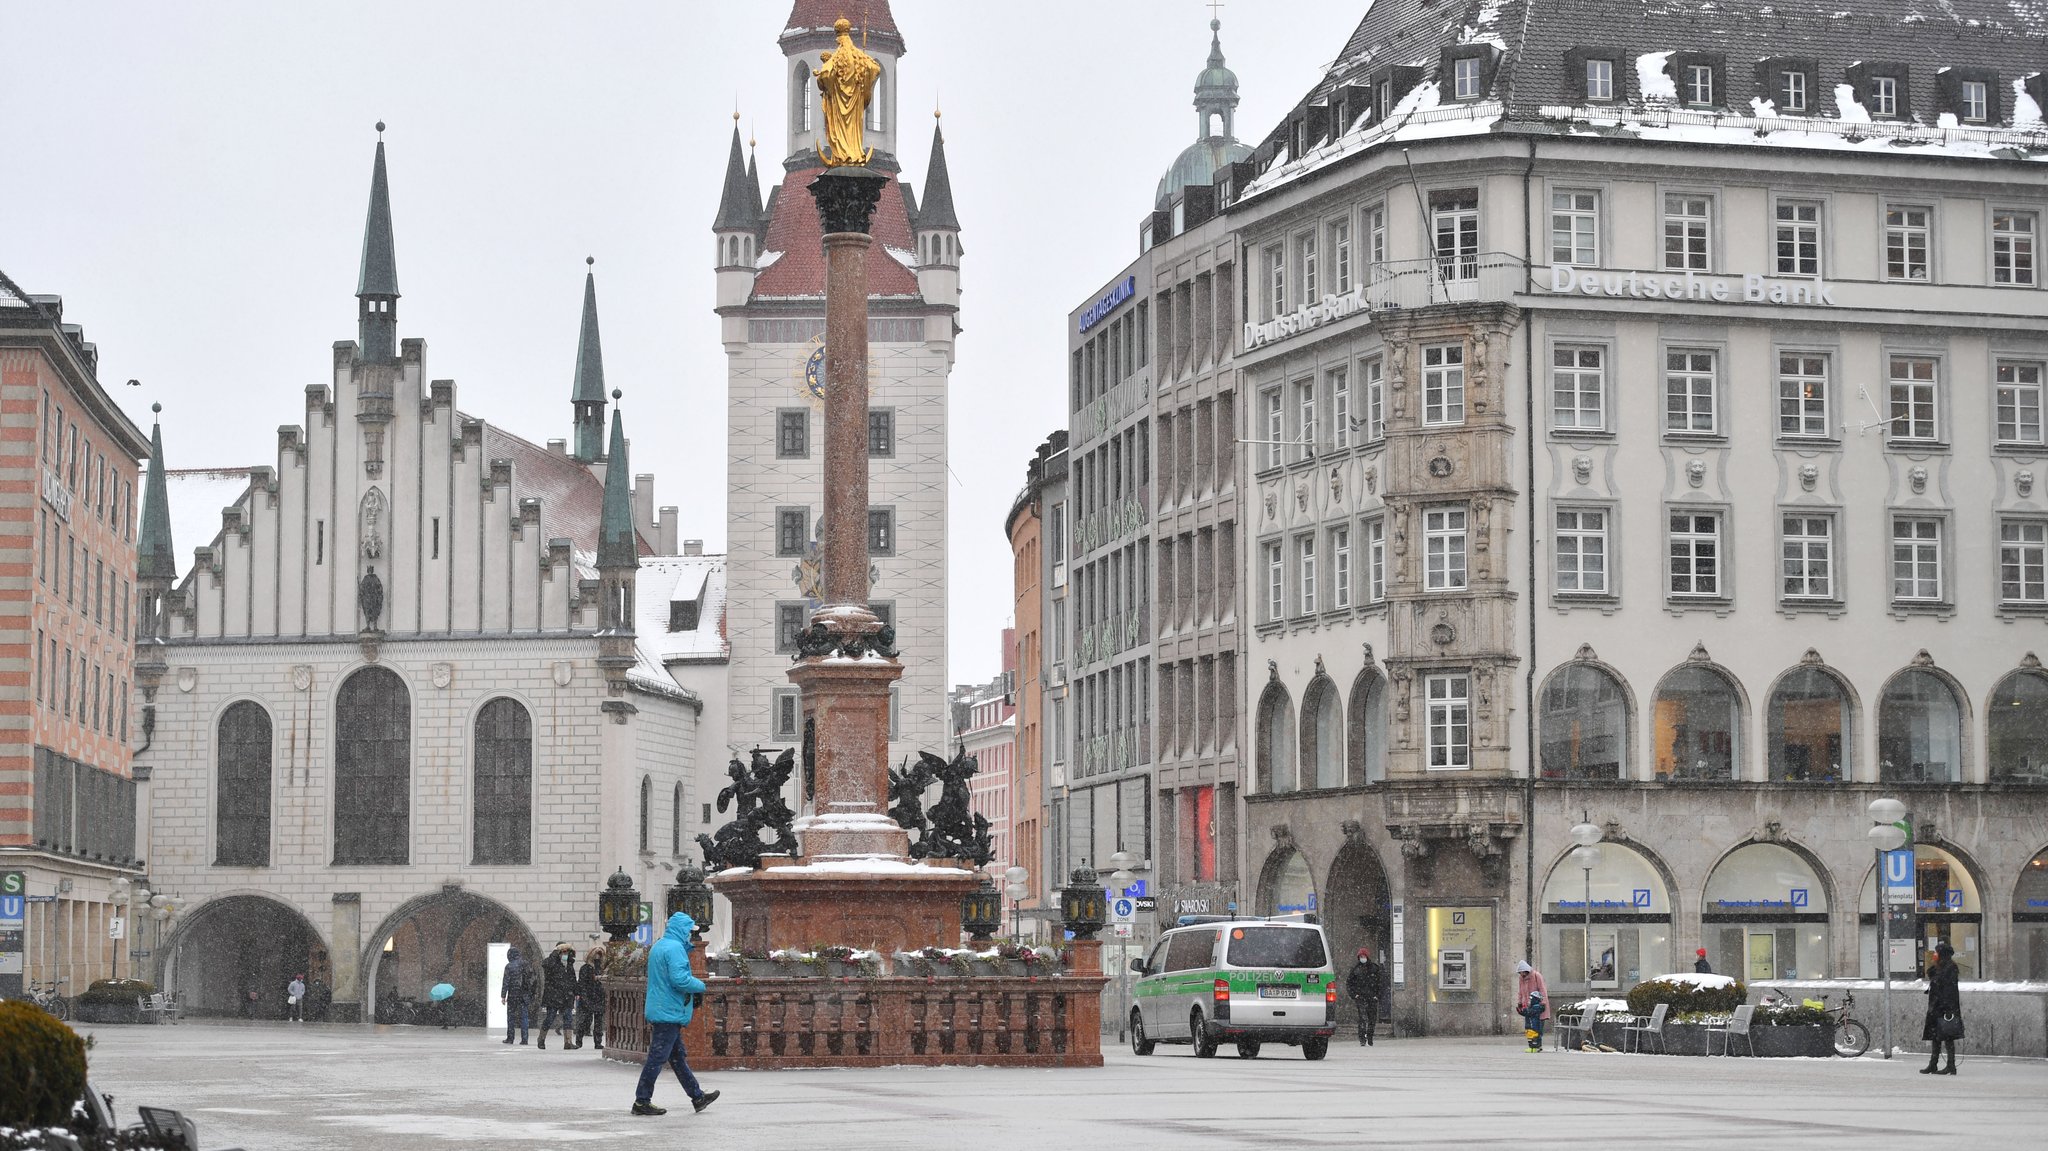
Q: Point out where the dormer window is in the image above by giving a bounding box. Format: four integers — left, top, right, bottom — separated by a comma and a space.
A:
1871, 75, 1900, 117
1962, 80, 1989, 122
1375, 80, 1392, 119
1685, 64, 1715, 107
1585, 59, 1615, 101
1453, 56, 1482, 100
1779, 70, 1807, 112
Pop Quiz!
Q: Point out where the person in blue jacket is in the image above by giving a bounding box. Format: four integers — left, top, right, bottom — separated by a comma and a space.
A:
631, 912, 720, 1116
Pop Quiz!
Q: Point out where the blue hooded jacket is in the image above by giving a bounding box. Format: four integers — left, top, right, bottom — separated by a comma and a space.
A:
644, 912, 707, 1025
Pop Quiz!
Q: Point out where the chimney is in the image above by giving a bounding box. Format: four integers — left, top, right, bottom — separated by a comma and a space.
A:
547, 438, 568, 456
658, 509, 679, 555
682, 539, 704, 557
634, 473, 656, 539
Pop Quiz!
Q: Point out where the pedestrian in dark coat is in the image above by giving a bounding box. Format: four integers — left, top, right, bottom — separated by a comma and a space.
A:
501, 946, 534, 1045
538, 943, 578, 1049
1345, 948, 1384, 1046
572, 945, 607, 1051
1921, 941, 1963, 1075
1693, 948, 1713, 974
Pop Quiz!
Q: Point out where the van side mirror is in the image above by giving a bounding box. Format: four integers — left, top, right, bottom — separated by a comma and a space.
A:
1128, 957, 1146, 974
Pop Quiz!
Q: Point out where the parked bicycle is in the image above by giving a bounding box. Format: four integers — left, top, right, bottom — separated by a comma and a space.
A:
1761, 988, 1868, 1056
26, 978, 70, 1021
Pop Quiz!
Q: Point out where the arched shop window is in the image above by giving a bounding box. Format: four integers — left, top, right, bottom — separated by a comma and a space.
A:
1858, 842, 1984, 980
1539, 663, 1630, 780
1539, 841, 1672, 994
1651, 663, 1741, 781
2015, 848, 2048, 981
1256, 683, 1296, 794
1258, 848, 1316, 918
1300, 674, 1343, 790
1702, 843, 1830, 980
1766, 664, 1854, 782
1877, 667, 1963, 784
1986, 667, 2048, 783
1346, 669, 1387, 785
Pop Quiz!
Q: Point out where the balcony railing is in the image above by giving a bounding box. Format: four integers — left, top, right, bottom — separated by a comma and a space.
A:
1242, 252, 1526, 352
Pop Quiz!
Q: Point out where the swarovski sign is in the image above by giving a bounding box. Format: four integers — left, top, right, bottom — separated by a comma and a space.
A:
1544, 264, 1838, 306
40, 470, 72, 524
1243, 286, 1370, 350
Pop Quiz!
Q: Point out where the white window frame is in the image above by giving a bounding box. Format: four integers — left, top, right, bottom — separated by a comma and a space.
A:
1259, 386, 1284, 470
1365, 204, 1388, 274
1431, 192, 1479, 282
1585, 58, 1614, 102
1365, 518, 1387, 604
1422, 343, 1466, 427
1295, 533, 1317, 617
1550, 189, 1599, 266
1685, 63, 1715, 107
1774, 200, 1822, 278
1891, 516, 1943, 603
1884, 205, 1932, 282
1453, 56, 1482, 101
1550, 344, 1606, 432
1363, 356, 1386, 441
1664, 348, 1718, 436
1330, 366, 1353, 450
1663, 193, 1712, 272
1997, 360, 2046, 446
1780, 513, 1836, 601
1331, 525, 1353, 610
1293, 378, 1317, 461
1962, 80, 1989, 123
1887, 356, 1940, 444
1777, 352, 1831, 439
1993, 210, 2037, 287
1554, 507, 1610, 595
1263, 242, 1286, 318
1870, 75, 1899, 118
2000, 519, 2048, 604
1263, 540, 1285, 621
1779, 69, 1808, 112
1425, 672, 1471, 770
1668, 510, 1725, 599
1297, 231, 1319, 303
1330, 218, 1353, 295
1424, 505, 1468, 592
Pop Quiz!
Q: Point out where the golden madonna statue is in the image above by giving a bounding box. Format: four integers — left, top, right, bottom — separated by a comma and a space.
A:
813, 17, 880, 168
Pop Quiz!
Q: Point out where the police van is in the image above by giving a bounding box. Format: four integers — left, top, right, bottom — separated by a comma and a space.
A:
1127, 917, 1337, 1059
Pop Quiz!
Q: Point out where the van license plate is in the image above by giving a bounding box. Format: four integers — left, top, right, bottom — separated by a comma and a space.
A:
1257, 986, 1298, 999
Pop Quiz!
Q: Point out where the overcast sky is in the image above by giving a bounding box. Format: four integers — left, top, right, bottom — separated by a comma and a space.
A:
3, 0, 1359, 687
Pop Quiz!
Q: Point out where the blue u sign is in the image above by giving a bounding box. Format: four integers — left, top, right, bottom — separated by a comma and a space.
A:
0, 895, 23, 921
1883, 850, 1914, 886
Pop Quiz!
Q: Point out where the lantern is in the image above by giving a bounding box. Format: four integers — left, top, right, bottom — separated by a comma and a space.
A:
961, 876, 1003, 942
598, 867, 639, 943
665, 860, 714, 937
1060, 866, 1107, 941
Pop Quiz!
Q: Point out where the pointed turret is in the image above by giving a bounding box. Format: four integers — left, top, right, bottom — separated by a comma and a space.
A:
917, 121, 959, 231
595, 390, 639, 710
138, 405, 176, 584
913, 114, 962, 313
746, 141, 761, 218
714, 125, 759, 234
597, 395, 639, 572
356, 124, 401, 361
714, 121, 763, 309
571, 259, 608, 464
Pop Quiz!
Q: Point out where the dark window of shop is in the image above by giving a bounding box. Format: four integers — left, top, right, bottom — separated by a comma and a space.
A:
472, 697, 532, 865
1766, 663, 1854, 782
1653, 663, 1742, 781
1987, 667, 2048, 783
215, 701, 272, 867
333, 666, 410, 865
1539, 663, 1629, 780
1877, 667, 1963, 784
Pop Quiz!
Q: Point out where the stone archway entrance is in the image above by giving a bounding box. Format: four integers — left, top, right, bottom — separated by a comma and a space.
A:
165, 895, 327, 1019
1326, 838, 1393, 1031
363, 890, 537, 1027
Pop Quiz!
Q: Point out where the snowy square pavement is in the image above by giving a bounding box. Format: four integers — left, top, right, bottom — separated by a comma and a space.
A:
78, 1021, 2047, 1150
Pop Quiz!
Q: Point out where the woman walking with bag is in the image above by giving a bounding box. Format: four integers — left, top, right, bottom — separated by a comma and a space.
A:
1921, 940, 1963, 1075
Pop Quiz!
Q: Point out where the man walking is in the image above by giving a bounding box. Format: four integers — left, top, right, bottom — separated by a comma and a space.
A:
286, 974, 306, 1022
1693, 947, 1713, 974
631, 912, 718, 1117
1345, 948, 1383, 1046
501, 946, 534, 1046
572, 945, 606, 1051
537, 943, 577, 1049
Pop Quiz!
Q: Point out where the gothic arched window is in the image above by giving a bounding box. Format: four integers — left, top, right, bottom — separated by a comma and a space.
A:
1652, 663, 1742, 781
472, 697, 532, 865
1877, 668, 1963, 784
1347, 670, 1387, 785
1988, 668, 2048, 783
1539, 663, 1630, 781
792, 64, 813, 134
215, 701, 272, 867
334, 666, 410, 865
1767, 665, 1854, 783
1256, 683, 1296, 794
1300, 674, 1343, 789
639, 775, 653, 854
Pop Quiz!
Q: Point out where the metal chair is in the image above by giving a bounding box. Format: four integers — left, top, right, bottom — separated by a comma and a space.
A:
1706, 1003, 1755, 1056
1555, 1003, 1594, 1052
1622, 1001, 1668, 1053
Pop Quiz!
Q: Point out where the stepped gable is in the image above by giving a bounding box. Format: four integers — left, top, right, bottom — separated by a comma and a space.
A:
480, 422, 651, 560
751, 165, 922, 299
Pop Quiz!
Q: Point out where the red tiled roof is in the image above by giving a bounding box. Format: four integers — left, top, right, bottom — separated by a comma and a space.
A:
481, 421, 652, 558
784, 0, 898, 41
753, 165, 922, 299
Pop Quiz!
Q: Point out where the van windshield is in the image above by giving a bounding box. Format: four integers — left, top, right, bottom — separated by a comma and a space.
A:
1225, 926, 1327, 969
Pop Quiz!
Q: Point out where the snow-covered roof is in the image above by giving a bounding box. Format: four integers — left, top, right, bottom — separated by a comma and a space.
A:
161, 467, 252, 568
632, 554, 728, 665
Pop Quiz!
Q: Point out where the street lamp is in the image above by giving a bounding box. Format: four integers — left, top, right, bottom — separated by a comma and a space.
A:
665, 859, 714, 939
960, 877, 1002, 942
1003, 865, 1028, 940
1868, 796, 1908, 1060
1107, 851, 1137, 1040
1568, 817, 1604, 991
1060, 867, 1107, 941
598, 868, 640, 945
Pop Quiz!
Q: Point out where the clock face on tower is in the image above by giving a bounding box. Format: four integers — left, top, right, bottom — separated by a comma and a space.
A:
791, 334, 881, 409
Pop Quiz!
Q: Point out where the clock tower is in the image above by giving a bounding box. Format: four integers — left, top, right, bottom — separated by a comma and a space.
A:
715, 0, 960, 796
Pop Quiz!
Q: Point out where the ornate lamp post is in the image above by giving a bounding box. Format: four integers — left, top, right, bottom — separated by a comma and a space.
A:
961, 877, 1003, 943
1868, 797, 1909, 1059
1060, 867, 1107, 941
1567, 817, 1605, 990
665, 860, 714, 939
598, 868, 639, 945
1003, 865, 1029, 940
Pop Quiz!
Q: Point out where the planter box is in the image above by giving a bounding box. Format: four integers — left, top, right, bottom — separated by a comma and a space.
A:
73, 1000, 143, 1025
1661, 1022, 1713, 1056
1748, 1023, 1836, 1058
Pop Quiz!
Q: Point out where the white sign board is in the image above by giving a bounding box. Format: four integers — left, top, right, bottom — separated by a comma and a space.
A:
1390, 902, 1405, 987
107, 917, 125, 941
1110, 897, 1135, 924
1111, 923, 1133, 939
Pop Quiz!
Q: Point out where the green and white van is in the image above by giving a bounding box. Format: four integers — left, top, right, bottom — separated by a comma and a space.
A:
1127, 918, 1337, 1060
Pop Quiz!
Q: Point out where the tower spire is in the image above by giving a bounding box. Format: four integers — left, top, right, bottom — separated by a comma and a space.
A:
1193, 17, 1240, 140
571, 258, 607, 464
917, 116, 959, 230
713, 124, 758, 232
356, 122, 401, 361
137, 403, 176, 584
597, 391, 639, 571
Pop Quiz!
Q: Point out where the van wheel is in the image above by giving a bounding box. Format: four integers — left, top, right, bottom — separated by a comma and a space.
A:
1191, 1009, 1219, 1058
1130, 1010, 1155, 1056
1303, 1036, 1329, 1061
1235, 1040, 1262, 1059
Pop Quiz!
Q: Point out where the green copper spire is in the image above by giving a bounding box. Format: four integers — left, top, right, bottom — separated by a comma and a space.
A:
597, 391, 638, 570
571, 258, 607, 463
138, 403, 176, 582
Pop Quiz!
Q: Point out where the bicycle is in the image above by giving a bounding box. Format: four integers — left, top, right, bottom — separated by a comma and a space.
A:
26, 979, 70, 1021
1766, 989, 1868, 1056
